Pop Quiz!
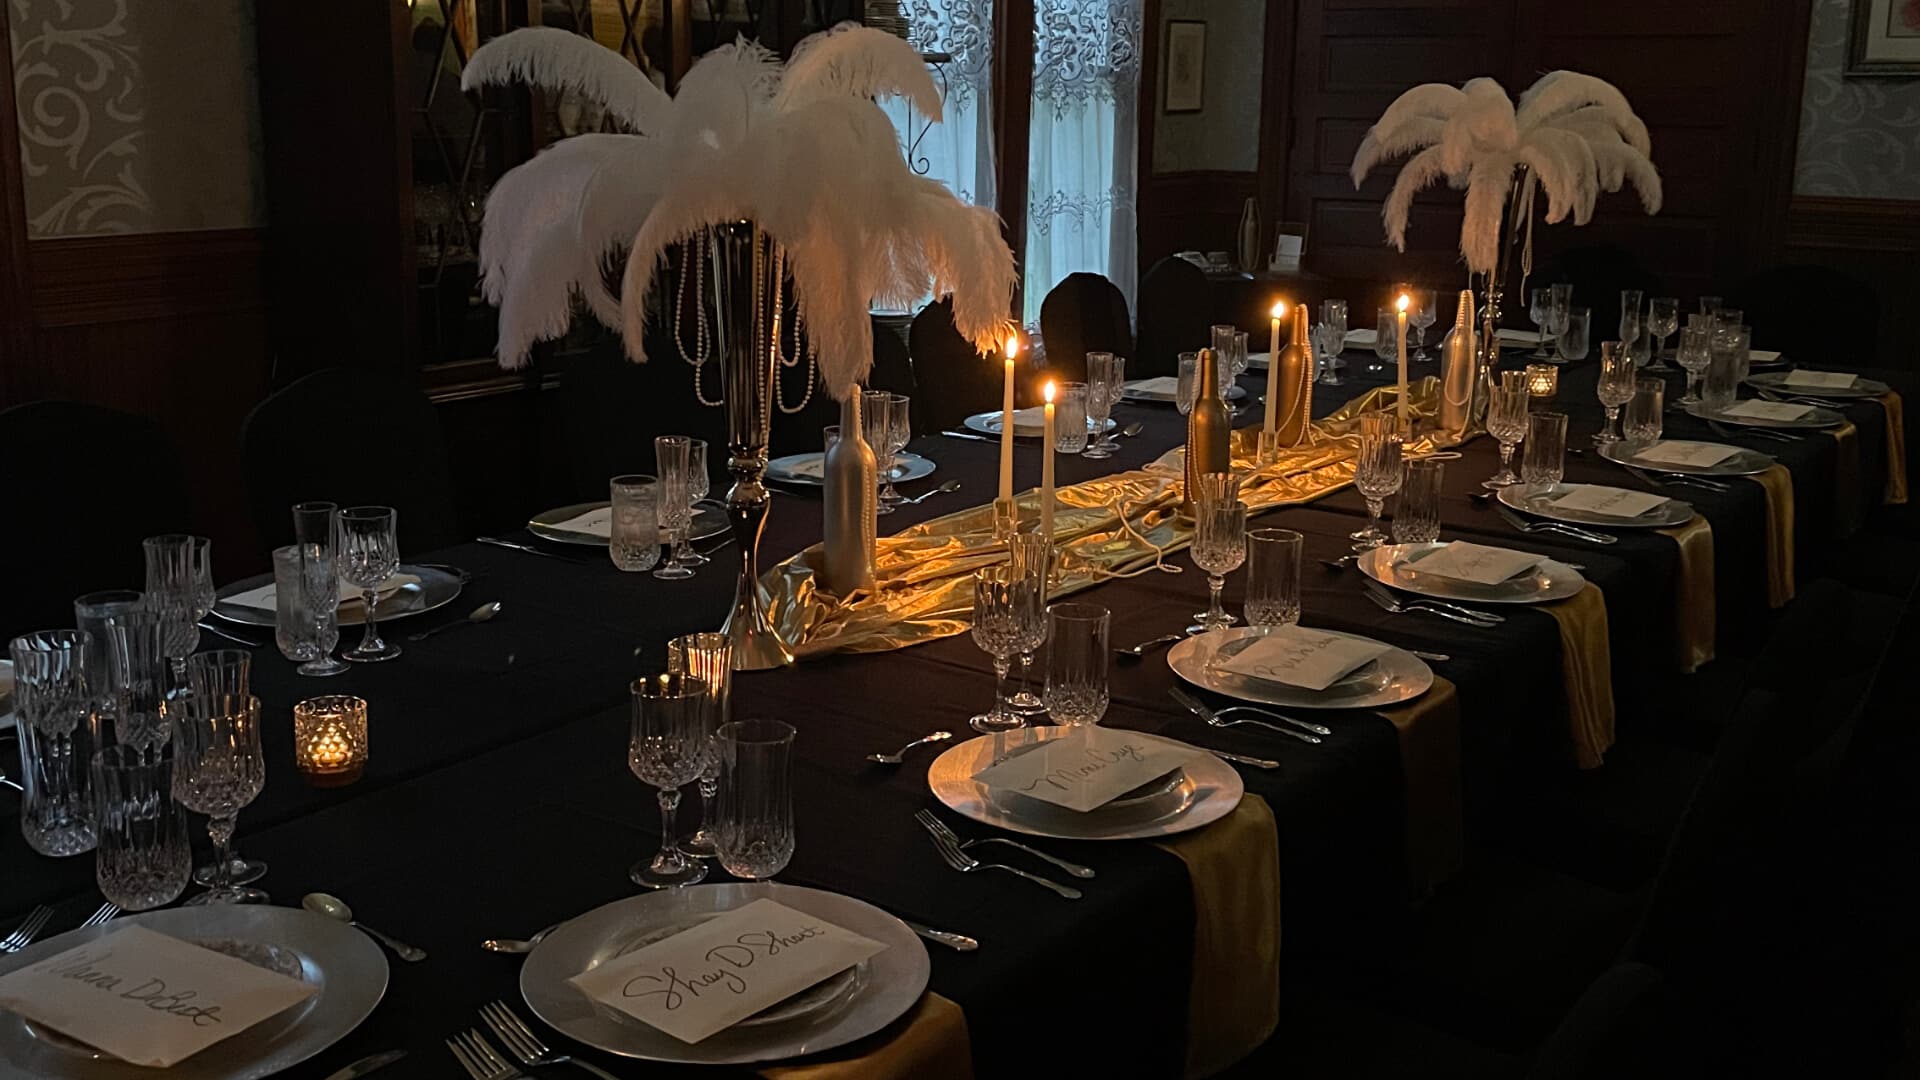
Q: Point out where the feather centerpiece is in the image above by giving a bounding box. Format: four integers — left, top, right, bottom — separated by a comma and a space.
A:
1349, 70, 1661, 274
462, 24, 1016, 398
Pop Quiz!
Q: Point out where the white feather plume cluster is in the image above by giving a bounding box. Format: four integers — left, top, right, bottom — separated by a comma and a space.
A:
461, 23, 1016, 397
1348, 71, 1662, 274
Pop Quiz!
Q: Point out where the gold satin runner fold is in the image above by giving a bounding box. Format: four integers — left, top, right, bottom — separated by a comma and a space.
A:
1656, 517, 1717, 674
1376, 677, 1464, 899
1543, 584, 1615, 768
1828, 420, 1863, 536
1749, 464, 1796, 609
765, 381, 1458, 658
1879, 391, 1907, 505
761, 992, 971, 1080
1152, 793, 1282, 1080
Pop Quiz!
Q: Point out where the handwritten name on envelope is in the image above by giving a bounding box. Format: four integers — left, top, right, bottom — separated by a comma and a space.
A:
1548, 485, 1669, 519
973, 728, 1198, 813
0, 925, 317, 1068
1403, 542, 1544, 586
1783, 370, 1856, 390
570, 899, 886, 1045
1210, 626, 1390, 692
1633, 441, 1739, 469
1722, 400, 1812, 422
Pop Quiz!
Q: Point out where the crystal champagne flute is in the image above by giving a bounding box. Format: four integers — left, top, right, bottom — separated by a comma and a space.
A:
1529, 288, 1554, 358
1648, 296, 1680, 370
666, 632, 731, 859
653, 436, 696, 579
678, 439, 713, 563
1411, 289, 1437, 362
1005, 531, 1053, 717
1084, 354, 1123, 458
292, 501, 348, 676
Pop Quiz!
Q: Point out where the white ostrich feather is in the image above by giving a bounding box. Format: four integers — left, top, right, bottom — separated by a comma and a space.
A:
461, 27, 671, 133
1517, 72, 1650, 153
1381, 146, 1450, 251
1350, 117, 1445, 187
775, 22, 942, 121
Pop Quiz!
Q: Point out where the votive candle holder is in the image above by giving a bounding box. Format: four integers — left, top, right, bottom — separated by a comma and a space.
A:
293, 695, 368, 787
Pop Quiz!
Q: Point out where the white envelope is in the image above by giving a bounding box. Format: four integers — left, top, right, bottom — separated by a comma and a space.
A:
1548, 485, 1669, 519
1783, 370, 1857, 390
1722, 399, 1812, 422
1209, 626, 1390, 692
1127, 376, 1181, 397
224, 573, 419, 614
1402, 542, 1544, 585
973, 728, 1198, 813
1633, 441, 1739, 468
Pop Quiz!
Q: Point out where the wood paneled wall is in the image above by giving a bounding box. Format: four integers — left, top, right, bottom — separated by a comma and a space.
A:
1785, 196, 1920, 370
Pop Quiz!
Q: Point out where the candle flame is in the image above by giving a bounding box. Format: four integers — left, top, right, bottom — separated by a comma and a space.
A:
1271, 300, 1287, 319
1004, 333, 1021, 360
1395, 294, 1411, 313
1043, 380, 1056, 403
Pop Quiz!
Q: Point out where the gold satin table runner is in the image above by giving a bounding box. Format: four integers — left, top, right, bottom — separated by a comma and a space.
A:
760, 993, 972, 1080
1655, 517, 1717, 674
1153, 794, 1282, 1080
1749, 464, 1796, 609
1542, 584, 1615, 768
1376, 677, 1464, 899
1878, 391, 1907, 505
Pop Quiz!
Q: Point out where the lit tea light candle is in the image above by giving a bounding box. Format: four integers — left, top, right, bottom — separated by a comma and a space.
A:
293, 695, 369, 787
1525, 363, 1559, 401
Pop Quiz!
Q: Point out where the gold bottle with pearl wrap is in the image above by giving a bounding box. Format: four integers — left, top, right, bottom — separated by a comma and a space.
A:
820, 392, 877, 595
1273, 303, 1314, 447
1438, 289, 1479, 443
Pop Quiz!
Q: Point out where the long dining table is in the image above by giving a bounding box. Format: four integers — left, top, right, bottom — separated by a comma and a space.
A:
1, 343, 1908, 1078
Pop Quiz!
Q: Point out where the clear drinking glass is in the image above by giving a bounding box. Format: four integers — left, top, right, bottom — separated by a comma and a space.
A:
653, 436, 696, 578
1698, 295, 1723, 316
885, 393, 913, 494
1648, 297, 1680, 369
1319, 299, 1350, 384
1084, 353, 1124, 458
629, 673, 712, 888
1043, 602, 1111, 727
74, 590, 142, 727
969, 566, 1037, 733
1176, 351, 1200, 416
1529, 288, 1554, 358
1522, 411, 1570, 493
1352, 413, 1405, 550
1596, 341, 1637, 445
1485, 376, 1531, 488
92, 745, 191, 912
104, 604, 173, 750
337, 507, 401, 662
1676, 326, 1712, 405
667, 632, 732, 859
1190, 501, 1247, 632
273, 546, 318, 663
11, 630, 99, 856
142, 535, 213, 683
292, 501, 346, 676
1392, 459, 1445, 543
713, 718, 796, 882
1623, 378, 1665, 445
1055, 382, 1090, 454
679, 439, 713, 564
1005, 531, 1053, 717
861, 390, 896, 515
1410, 289, 1437, 362
1704, 329, 1745, 413
1245, 528, 1303, 629
1618, 289, 1644, 344
1722, 324, 1752, 385
1557, 306, 1591, 362
173, 693, 268, 904
610, 474, 663, 572
1371, 307, 1396, 374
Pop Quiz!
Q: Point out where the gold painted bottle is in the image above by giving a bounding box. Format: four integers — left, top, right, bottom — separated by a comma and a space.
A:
821, 393, 876, 594
1185, 346, 1231, 509
1439, 289, 1479, 442
1274, 304, 1314, 447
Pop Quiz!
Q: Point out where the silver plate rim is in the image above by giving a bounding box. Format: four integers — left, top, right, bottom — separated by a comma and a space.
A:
1682, 400, 1848, 430
1598, 439, 1775, 477
213, 563, 465, 628
1744, 371, 1888, 399
1358, 542, 1586, 605
764, 452, 937, 487
1167, 626, 1434, 711
526, 500, 729, 547
1496, 483, 1696, 529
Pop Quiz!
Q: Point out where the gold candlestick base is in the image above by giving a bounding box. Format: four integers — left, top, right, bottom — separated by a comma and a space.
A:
992, 497, 1019, 541
1257, 430, 1281, 465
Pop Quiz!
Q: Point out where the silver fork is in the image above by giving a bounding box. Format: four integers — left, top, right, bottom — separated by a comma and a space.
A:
919, 817, 1082, 898
1707, 418, 1800, 444
1624, 464, 1729, 494
448, 1029, 524, 1080
1169, 687, 1324, 744
480, 1000, 620, 1080
1361, 580, 1500, 628
914, 809, 1095, 879
79, 903, 119, 929
1495, 504, 1618, 545
0, 906, 52, 952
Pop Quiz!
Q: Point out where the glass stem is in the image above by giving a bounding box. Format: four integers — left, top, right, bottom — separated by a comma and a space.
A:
1606, 405, 1621, 439
360, 588, 382, 650
1016, 652, 1034, 695
992, 656, 1012, 718
656, 788, 682, 861
1498, 443, 1515, 476
1366, 498, 1384, 536
168, 656, 188, 689
209, 815, 237, 889
1207, 575, 1226, 624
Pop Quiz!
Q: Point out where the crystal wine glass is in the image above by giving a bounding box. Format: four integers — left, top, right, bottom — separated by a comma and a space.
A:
1043, 602, 1111, 727
142, 535, 213, 684
1647, 296, 1680, 371
629, 673, 712, 888
173, 693, 268, 904
1319, 299, 1349, 385
1675, 325, 1712, 405
678, 439, 714, 563
1529, 288, 1554, 358
1485, 373, 1530, 488
1595, 341, 1637, 446
712, 718, 796, 881
1371, 307, 1396, 374
1410, 289, 1438, 362
1351, 413, 1404, 550
653, 436, 696, 578
666, 632, 731, 860
969, 566, 1036, 733
186, 650, 266, 886
1189, 500, 1247, 633
1176, 351, 1200, 416
91, 745, 191, 912
1004, 531, 1052, 717
292, 501, 348, 676
1245, 528, 1303, 629
1084, 353, 1123, 458
337, 507, 401, 662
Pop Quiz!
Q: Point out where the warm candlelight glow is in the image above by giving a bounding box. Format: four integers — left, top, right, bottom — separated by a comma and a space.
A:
1271, 300, 1286, 320
1004, 333, 1021, 360
293, 695, 369, 788
1525, 363, 1559, 400
1396, 294, 1411, 313
1043, 380, 1056, 403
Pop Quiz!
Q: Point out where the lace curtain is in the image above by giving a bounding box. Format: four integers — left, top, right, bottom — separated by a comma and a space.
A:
1024, 0, 1141, 328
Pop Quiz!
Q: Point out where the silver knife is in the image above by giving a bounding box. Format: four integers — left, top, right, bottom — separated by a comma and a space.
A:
475, 536, 594, 564
902, 919, 979, 952
939, 429, 1000, 444
323, 1050, 407, 1080
1207, 748, 1281, 769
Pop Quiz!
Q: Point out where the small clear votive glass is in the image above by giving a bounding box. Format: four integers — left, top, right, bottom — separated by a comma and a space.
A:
292, 695, 369, 787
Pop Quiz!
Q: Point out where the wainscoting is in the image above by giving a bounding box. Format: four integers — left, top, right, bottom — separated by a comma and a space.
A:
1784, 196, 1920, 373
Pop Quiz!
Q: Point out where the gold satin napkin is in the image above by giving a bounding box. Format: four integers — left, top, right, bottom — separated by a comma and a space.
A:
1543, 584, 1615, 768
761, 992, 971, 1080
1879, 391, 1907, 505
1153, 794, 1282, 1080
1828, 421, 1862, 535
1655, 517, 1717, 674
1749, 465, 1796, 609
1376, 678, 1464, 899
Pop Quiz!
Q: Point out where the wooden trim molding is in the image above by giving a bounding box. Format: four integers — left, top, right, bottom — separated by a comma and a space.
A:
1785, 195, 1920, 252
27, 229, 266, 329
0, 1, 33, 382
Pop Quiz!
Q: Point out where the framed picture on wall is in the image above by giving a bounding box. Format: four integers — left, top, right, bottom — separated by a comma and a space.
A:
1848, 0, 1920, 74
1164, 20, 1206, 113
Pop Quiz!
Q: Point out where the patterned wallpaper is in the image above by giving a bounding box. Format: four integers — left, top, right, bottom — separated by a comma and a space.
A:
1796, 0, 1920, 198
8, 0, 264, 237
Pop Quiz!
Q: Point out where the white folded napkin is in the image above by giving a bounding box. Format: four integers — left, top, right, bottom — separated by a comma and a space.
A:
1126, 376, 1181, 397
1783, 370, 1857, 390
225, 573, 420, 614
1548, 485, 1669, 518
1722, 399, 1812, 422
1633, 441, 1739, 469
1209, 626, 1390, 692
1401, 542, 1544, 585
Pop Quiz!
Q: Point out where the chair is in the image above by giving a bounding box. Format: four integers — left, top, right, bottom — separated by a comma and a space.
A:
1731, 263, 1879, 366
1529, 244, 1667, 337
0, 402, 192, 642
560, 333, 734, 501
908, 299, 1004, 433
1135, 256, 1211, 378
241, 368, 462, 555
1038, 272, 1133, 385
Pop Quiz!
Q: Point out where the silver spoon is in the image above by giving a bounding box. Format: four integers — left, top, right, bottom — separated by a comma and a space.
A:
407, 601, 501, 642
903, 480, 962, 505
302, 893, 427, 961
1114, 630, 1187, 659
867, 730, 954, 764
1120, 421, 1146, 438
481, 923, 558, 954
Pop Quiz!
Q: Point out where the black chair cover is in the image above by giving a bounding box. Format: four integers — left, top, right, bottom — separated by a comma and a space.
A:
1135, 257, 1211, 378
909, 299, 1004, 433
1038, 272, 1134, 385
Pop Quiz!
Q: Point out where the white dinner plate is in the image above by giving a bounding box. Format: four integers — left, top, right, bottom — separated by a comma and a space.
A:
1358, 542, 1586, 605
1598, 439, 1775, 477
926, 727, 1244, 840
1166, 627, 1433, 710
212, 563, 465, 628
520, 883, 928, 1067
1745, 371, 1889, 400
527, 500, 729, 546
1118, 380, 1247, 403
765, 452, 936, 486
962, 412, 1118, 439
1683, 400, 1848, 430
0, 905, 387, 1080
1497, 483, 1695, 530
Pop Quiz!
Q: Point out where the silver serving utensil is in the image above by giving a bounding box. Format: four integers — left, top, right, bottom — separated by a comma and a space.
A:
915, 809, 1096, 879
481, 923, 558, 954
1120, 420, 1147, 438
476, 536, 596, 564
449, 1029, 524, 1080
323, 1049, 408, 1080
1169, 687, 1322, 744
1115, 630, 1188, 658
903, 480, 963, 505
902, 919, 979, 951
0, 906, 51, 952
1361, 579, 1500, 628
868, 730, 954, 764
480, 1000, 621, 1080
919, 815, 1082, 898
303, 893, 427, 962
409, 601, 502, 642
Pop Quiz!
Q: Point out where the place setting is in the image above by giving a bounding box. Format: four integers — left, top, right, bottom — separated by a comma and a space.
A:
1747, 368, 1891, 403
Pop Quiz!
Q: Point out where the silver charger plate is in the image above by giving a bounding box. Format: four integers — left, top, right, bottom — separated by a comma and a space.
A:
961, 412, 1118, 438
0, 905, 387, 1080
527, 500, 729, 547
1682, 400, 1848, 430
1745, 371, 1889, 400
926, 727, 1244, 840
1168, 626, 1433, 710
765, 452, 936, 486
1598, 439, 1775, 477
1119, 381, 1248, 403
520, 883, 929, 1067
1497, 483, 1695, 529
1358, 542, 1586, 605
212, 563, 465, 628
